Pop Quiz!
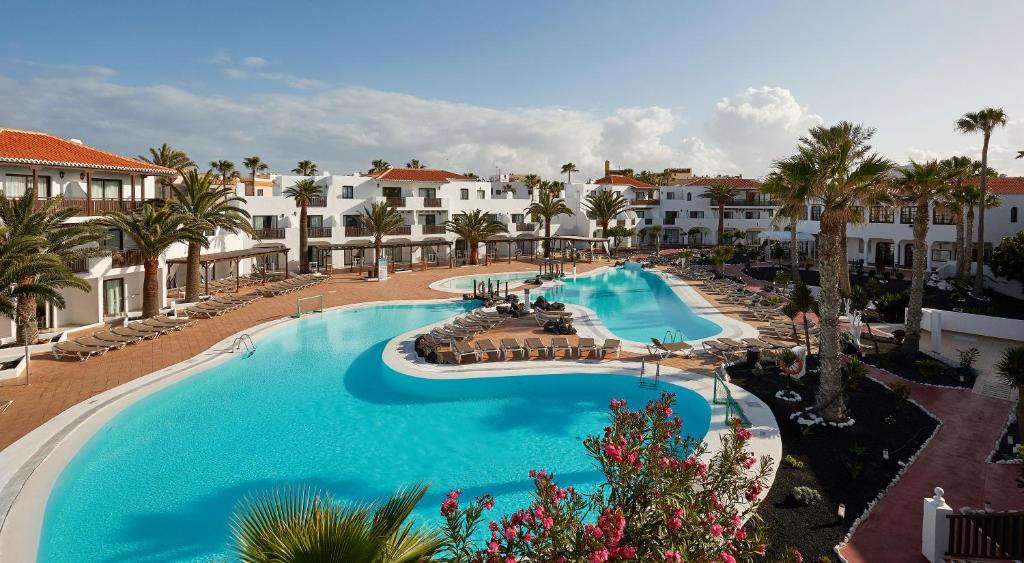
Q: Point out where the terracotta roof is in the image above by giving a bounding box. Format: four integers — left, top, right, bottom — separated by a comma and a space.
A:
0, 129, 176, 175
592, 174, 654, 188
966, 176, 1024, 195
680, 177, 762, 189
369, 167, 471, 182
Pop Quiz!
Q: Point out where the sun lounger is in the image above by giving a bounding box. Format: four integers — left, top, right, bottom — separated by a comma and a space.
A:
598, 339, 621, 359
75, 335, 127, 351
500, 338, 525, 360
577, 337, 598, 358
702, 339, 737, 359
535, 310, 573, 326
110, 325, 160, 340
92, 330, 142, 345
475, 339, 503, 360
128, 321, 173, 335
428, 329, 456, 347
139, 318, 188, 332
743, 337, 784, 349
650, 338, 693, 358
52, 341, 107, 361
451, 340, 480, 364
186, 302, 233, 318
524, 337, 550, 359
551, 337, 574, 358
717, 338, 748, 349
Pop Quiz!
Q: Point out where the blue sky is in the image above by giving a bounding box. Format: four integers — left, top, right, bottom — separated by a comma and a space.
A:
2, 0, 1022, 178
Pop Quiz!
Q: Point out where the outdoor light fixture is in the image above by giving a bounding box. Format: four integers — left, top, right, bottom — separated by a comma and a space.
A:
882, 449, 889, 460
837, 504, 846, 521
58, 170, 64, 179
80, 172, 86, 180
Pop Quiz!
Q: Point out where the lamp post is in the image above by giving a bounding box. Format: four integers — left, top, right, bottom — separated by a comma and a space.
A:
12, 285, 30, 386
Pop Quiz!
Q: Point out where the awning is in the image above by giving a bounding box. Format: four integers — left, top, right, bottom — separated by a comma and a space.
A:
307, 240, 332, 248
165, 245, 290, 265
758, 230, 816, 242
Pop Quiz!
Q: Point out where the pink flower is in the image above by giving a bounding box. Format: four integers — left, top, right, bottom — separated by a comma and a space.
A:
710, 523, 724, 537
746, 482, 764, 502
790, 548, 804, 563
743, 455, 757, 469
731, 513, 742, 528
734, 528, 747, 539
664, 550, 682, 563
542, 516, 554, 530
668, 516, 682, 529
735, 426, 752, 442
487, 541, 499, 554
506, 556, 517, 563
504, 526, 518, 540
590, 547, 610, 563
721, 552, 737, 563
618, 546, 636, 559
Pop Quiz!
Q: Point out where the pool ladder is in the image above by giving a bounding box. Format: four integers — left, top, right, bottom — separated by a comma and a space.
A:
663, 329, 683, 344
231, 333, 256, 356
639, 357, 660, 390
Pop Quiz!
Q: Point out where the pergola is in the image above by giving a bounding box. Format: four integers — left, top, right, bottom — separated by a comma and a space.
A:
165, 243, 290, 293
327, 238, 454, 273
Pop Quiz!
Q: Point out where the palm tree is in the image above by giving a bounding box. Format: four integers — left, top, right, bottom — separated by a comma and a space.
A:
522, 174, 542, 200
894, 162, 950, 354
763, 155, 815, 282
960, 185, 1001, 282
526, 191, 573, 257
686, 226, 703, 247
0, 192, 107, 345
359, 201, 404, 278
709, 245, 734, 274
560, 162, 579, 183
170, 169, 255, 302
941, 156, 983, 280
650, 224, 664, 253
700, 184, 739, 244
292, 160, 318, 177
243, 156, 269, 186
445, 210, 507, 265
371, 159, 390, 173
956, 107, 1009, 296
800, 121, 893, 422
782, 284, 816, 352
284, 178, 322, 274
605, 225, 635, 253
209, 160, 241, 188
583, 190, 630, 253
99, 205, 206, 318
996, 347, 1024, 443
228, 485, 442, 563
405, 159, 425, 169
140, 144, 195, 199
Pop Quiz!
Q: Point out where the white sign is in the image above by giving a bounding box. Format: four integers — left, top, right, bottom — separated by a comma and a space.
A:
377, 257, 389, 281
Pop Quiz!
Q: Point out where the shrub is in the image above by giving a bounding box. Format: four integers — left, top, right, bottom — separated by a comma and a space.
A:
876, 290, 910, 322
992, 230, 1024, 284
915, 359, 946, 380
891, 382, 911, 406
959, 347, 980, 373
774, 271, 792, 286
847, 358, 867, 389
782, 454, 805, 469
894, 270, 905, 281
792, 486, 823, 506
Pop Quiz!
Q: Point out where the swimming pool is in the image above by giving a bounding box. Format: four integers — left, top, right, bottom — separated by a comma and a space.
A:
39, 302, 712, 563
432, 270, 539, 292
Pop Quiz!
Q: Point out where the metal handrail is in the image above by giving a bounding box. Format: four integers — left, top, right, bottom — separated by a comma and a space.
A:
231, 333, 256, 354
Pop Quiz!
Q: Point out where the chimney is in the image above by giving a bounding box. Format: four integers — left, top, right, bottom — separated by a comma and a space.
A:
69, 138, 83, 145
604, 160, 610, 175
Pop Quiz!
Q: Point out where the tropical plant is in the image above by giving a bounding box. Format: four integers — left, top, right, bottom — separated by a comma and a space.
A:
169, 169, 254, 302
406, 159, 426, 169
700, 184, 738, 244
525, 191, 573, 257
228, 485, 442, 563
798, 121, 893, 422
209, 159, 241, 187
849, 284, 881, 358
139, 144, 195, 199
650, 224, 664, 253
98, 204, 206, 318
371, 159, 390, 173
462, 172, 479, 180
686, 226, 703, 247
522, 174, 542, 200
956, 107, 1009, 295
243, 156, 269, 184
992, 230, 1024, 284
583, 190, 630, 252
895, 159, 952, 354
437, 393, 772, 562
783, 284, 816, 352
763, 155, 815, 282
996, 346, 1024, 443
605, 225, 635, 252
445, 210, 507, 266
0, 192, 107, 344
709, 245, 734, 274
941, 156, 984, 280
292, 160, 318, 177
359, 201, 404, 278
0, 229, 75, 347
560, 162, 579, 183
285, 178, 323, 274
722, 228, 745, 243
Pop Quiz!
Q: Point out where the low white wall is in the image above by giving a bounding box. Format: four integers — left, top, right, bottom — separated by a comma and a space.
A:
921, 308, 1024, 341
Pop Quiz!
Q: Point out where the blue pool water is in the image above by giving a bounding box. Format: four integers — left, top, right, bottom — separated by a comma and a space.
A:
39, 302, 712, 563
541, 266, 722, 343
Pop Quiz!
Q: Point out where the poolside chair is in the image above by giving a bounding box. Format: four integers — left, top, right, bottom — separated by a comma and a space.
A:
702, 339, 736, 359
451, 341, 480, 364
75, 335, 127, 351
91, 330, 143, 346
534, 309, 573, 326
139, 317, 189, 332
717, 338, 748, 350
52, 341, 107, 361
524, 337, 551, 359
128, 320, 173, 335
550, 337, 574, 358
650, 338, 693, 359
598, 339, 621, 359
428, 329, 457, 347
109, 325, 160, 340
742, 337, 785, 350
186, 302, 234, 318
500, 338, 525, 360
576, 338, 598, 359
475, 339, 503, 360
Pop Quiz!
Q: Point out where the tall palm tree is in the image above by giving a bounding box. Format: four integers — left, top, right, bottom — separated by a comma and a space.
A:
405, 159, 425, 169
895, 160, 952, 354
228, 485, 442, 563
209, 160, 241, 188
560, 162, 579, 183
522, 174, 542, 200
763, 155, 816, 283
140, 144, 194, 199
0, 192, 107, 344
956, 107, 1008, 296
170, 169, 255, 302
243, 156, 269, 185
700, 184, 739, 244
292, 160, 318, 177
941, 156, 983, 280
99, 205, 206, 318
445, 210, 507, 265
650, 224, 664, 253
284, 178, 322, 274
0, 229, 73, 355
526, 191, 573, 257
800, 121, 893, 422
359, 201, 404, 278
583, 189, 630, 252
371, 159, 390, 173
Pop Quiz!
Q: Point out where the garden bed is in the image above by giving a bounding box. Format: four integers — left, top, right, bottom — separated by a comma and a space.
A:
990, 418, 1021, 463
860, 351, 975, 389
727, 359, 939, 561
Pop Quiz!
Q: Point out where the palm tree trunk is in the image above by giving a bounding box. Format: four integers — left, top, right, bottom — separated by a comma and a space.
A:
903, 198, 930, 355
469, 240, 479, 266
974, 134, 990, 296
839, 229, 851, 295
15, 276, 38, 346
953, 208, 965, 280
374, 238, 382, 278
717, 203, 725, 244
963, 206, 975, 281
298, 204, 309, 274
789, 216, 801, 283
544, 218, 551, 258
184, 242, 202, 303
816, 211, 848, 422
142, 257, 160, 318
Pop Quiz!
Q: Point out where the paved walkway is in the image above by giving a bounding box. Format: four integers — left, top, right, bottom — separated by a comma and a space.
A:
837, 366, 1019, 563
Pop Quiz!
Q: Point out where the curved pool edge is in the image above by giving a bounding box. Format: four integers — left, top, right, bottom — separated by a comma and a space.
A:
429, 269, 540, 294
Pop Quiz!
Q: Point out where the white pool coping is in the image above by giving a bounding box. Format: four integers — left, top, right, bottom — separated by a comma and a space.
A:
429, 269, 540, 294
0, 279, 773, 563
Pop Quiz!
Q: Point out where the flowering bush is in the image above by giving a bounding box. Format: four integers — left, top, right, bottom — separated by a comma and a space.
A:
435, 392, 777, 562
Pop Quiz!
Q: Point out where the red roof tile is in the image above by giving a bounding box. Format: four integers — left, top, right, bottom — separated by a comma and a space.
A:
592, 174, 655, 188
966, 176, 1024, 195
370, 168, 471, 182
0, 129, 175, 175
680, 177, 762, 189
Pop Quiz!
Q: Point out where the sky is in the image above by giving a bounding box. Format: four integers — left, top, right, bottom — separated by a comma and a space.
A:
2, 0, 1023, 180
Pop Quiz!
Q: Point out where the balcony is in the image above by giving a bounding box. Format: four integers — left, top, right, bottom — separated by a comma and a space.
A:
35, 198, 145, 216
65, 257, 89, 274
111, 249, 146, 268
254, 228, 286, 239
388, 225, 412, 235
631, 198, 659, 206
345, 227, 371, 237
724, 198, 777, 207
516, 223, 537, 232
664, 217, 676, 225
308, 227, 333, 238
423, 225, 446, 235
304, 196, 328, 208
423, 198, 442, 208
385, 197, 406, 208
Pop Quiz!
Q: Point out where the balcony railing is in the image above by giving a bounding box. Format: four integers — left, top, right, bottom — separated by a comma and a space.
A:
111, 249, 146, 268
308, 227, 332, 238
305, 196, 328, 208
254, 228, 286, 239
388, 225, 412, 235
423, 225, 446, 235
65, 257, 89, 274
516, 223, 537, 232
385, 197, 406, 208
345, 227, 371, 237
423, 198, 442, 208
724, 198, 777, 207
35, 198, 145, 216
631, 198, 659, 206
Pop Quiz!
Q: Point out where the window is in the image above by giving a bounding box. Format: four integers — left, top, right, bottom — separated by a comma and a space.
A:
931, 249, 952, 262
932, 207, 956, 225
485, 213, 498, 223
102, 228, 124, 250
900, 206, 917, 224
1012, 207, 1018, 223
342, 185, 354, 199
635, 210, 645, 218
477, 189, 485, 199
512, 213, 525, 224
307, 215, 324, 228
798, 206, 808, 220
870, 206, 894, 223
423, 214, 436, 226
460, 189, 469, 200
252, 215, 277, 229
2, 174, 49, 197
103, 278, 126, 317
666, 192, 676, 200
723, 211, 736, 219
418, 188, 436, 198
343, 215, 360, 227
810, 205, 822, 221
688, 211, 704, 219
91, 178, 122, 200
686, 192, 692, 201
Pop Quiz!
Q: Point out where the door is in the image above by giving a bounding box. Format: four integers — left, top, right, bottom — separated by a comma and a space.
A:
382, 187, 402, 198
103, 278, 125, 317
418, 188, 436, 198
875, 242, 893, 267
904, 244, 913, 269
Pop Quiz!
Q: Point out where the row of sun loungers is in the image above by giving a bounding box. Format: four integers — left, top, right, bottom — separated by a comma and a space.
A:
254, 274, 327, 297
448, 337, 621, 364
534, 309, 573, 326
424, 309, 511, 346
52, 315, 196, 360
182, 293, 263, 318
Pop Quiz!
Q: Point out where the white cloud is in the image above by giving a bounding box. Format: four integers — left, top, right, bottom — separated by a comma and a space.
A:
242, 56, 267, 67
207, 52, 232, 65
6, 60, 116, 77
905, 118, 1024, 176
223, 68, 247, 79
257, 72, 324, 90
